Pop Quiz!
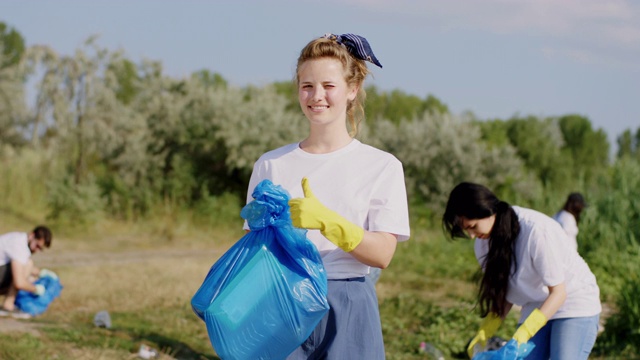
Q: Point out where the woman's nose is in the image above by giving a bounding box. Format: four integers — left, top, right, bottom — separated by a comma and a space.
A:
312, 88, 324, 101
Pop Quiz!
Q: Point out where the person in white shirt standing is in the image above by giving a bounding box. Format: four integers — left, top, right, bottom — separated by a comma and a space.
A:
245, 33, 410, 359
0, 225, 53, 319
553, 192, 586, 251
443, 182, 601, 360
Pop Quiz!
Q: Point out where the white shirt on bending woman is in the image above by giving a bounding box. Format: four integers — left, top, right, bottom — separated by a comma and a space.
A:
474, 206, 601, 323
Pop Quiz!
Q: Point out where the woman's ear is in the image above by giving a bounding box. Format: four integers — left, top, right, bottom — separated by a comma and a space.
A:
347, 85, 359, 102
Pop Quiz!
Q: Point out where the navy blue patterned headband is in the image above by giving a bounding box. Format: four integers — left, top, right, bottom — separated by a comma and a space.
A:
323, 33, 383, 68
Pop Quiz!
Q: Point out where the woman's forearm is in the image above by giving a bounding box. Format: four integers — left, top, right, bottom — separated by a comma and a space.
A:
539, 283, 567, 319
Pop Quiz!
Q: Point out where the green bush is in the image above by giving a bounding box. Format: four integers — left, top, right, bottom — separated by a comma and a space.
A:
594, 272, 640, 358
0, 148, 51, 218
46, 174, 105, 227
193, 190, 243, 228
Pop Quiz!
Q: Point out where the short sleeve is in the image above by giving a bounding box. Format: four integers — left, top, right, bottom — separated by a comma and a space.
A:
366, 159, 410, 241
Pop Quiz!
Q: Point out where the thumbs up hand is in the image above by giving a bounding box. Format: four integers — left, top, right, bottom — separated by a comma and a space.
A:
289, 177, 364, 252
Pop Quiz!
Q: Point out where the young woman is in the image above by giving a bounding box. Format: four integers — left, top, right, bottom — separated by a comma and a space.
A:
553, 192, 587, 251
442, 182, 601, 360
244, 33, 410, 359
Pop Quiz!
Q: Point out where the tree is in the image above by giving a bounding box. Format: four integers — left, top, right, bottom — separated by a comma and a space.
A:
108, 58, 139, 105
192, 69, 228, 90
384, 89, 424, 123
557, 114, 610, 180
617, 129, 634, 159
422, 94, 449, 115
364, 85, 386, 122
476, 118, 511, 148
273, 80, 298, 111
366, 112, 538, 216
0, 36, 28, 150
0, 22, 25, 69
504, 116, 571, 189
617, 127, 640, 160
364, 86, 449, 126
14, 39, 146, 221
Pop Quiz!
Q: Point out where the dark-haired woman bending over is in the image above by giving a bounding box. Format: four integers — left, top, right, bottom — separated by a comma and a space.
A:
443, 182, 601, 360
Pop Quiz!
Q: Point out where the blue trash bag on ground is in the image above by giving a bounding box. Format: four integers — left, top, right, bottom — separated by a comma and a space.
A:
191, 179, 329, 360
15, 275, 63, 316
473, 339, 535, 360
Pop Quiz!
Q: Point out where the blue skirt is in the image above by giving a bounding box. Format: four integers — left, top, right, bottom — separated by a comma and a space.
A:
286, 276, 385, 360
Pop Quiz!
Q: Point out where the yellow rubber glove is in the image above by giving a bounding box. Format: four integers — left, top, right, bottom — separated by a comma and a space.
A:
467, 313, 503, 359
512, 308, 548, 345
288, 177, 364, 252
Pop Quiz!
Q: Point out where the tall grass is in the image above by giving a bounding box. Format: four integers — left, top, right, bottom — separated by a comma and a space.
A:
0, 148, 51, 226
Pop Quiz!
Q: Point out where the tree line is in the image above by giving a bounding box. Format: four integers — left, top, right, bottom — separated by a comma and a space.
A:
1, 21, 639, 221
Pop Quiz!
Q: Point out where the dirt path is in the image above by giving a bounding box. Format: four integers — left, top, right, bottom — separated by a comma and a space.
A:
0, 247, 223, 334
34, 248, 223, 268
0, 317, 43, 335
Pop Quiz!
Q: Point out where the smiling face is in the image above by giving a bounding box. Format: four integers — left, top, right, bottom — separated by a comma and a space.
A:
460, 215, 496, 240
297, 57, 358, 129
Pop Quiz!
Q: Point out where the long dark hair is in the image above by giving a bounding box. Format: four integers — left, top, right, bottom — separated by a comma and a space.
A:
442, 182, 520, 316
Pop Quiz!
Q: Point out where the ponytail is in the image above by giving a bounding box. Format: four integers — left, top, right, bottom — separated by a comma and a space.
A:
478, 201, 520, 316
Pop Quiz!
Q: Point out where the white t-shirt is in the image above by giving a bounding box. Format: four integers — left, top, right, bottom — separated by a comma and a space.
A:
553, 209, 579, 251
474, 206, 601, 322
245, 139, 411, 279
0, 232, 31, 266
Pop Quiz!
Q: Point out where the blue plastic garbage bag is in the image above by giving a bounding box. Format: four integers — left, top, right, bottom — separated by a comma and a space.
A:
191, 179, 329, 360
473, 339, 535, 360
15, 276, 63, 316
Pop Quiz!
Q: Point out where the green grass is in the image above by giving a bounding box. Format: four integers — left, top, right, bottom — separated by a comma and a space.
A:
379, 230, 522, 359
40, 306, 218, 360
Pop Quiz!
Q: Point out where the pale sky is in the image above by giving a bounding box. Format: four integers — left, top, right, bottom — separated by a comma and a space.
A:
2, 0, 639, 153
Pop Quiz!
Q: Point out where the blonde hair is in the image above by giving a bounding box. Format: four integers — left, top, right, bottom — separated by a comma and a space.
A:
296, 37, 370, 137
